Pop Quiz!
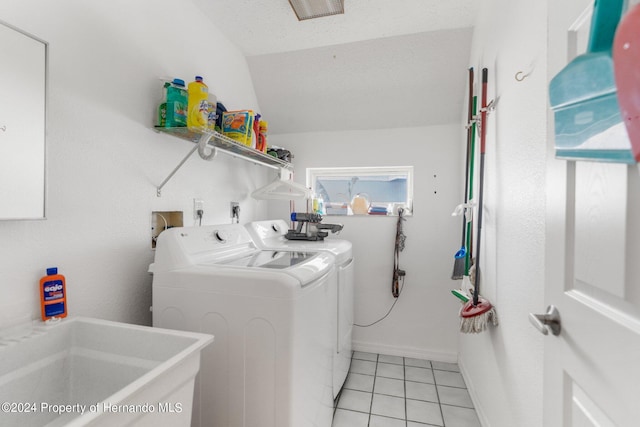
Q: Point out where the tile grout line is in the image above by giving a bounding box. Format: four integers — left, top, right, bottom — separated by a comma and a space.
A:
367, 353, 379, 427
403, 356, 408, 427
433, 365, 446, 427
337, 353, 475, 427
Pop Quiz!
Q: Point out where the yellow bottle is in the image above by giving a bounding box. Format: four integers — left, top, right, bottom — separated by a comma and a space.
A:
257, 120, 268, 152
187, 76, 209, 130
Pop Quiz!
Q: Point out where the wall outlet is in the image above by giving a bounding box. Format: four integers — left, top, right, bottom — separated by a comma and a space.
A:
230, 202, 239, 219
194, 199, 204, 219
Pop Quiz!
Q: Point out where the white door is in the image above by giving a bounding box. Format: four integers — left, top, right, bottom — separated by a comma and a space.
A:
543, 0, 640, 425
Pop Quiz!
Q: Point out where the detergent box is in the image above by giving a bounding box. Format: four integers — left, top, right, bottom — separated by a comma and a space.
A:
222, 110, 254, 146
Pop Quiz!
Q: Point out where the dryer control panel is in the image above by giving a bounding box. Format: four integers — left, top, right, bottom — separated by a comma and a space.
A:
153, 224, 257, 270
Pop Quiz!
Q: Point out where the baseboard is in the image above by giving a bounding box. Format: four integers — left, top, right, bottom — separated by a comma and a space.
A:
351, 340, 457, 363
458, 357, 490, 427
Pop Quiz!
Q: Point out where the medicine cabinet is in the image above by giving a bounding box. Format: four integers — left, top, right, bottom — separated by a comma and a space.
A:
0, 21, 47, 219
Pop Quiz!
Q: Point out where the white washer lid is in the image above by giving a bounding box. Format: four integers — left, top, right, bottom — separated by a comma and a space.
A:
152, 224, 335, 284
246, 220, 353, 265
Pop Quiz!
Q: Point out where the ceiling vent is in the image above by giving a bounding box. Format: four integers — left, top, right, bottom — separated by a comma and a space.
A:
288, 0, 344, 21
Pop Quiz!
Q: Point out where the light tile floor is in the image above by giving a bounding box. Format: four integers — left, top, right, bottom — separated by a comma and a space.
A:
332, 351, 481, 427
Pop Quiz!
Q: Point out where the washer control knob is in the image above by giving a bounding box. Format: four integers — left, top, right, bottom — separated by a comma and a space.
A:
214, 230, 228, 243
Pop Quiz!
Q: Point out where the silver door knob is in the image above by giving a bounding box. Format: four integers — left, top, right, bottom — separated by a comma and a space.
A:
529, 305, 561, 336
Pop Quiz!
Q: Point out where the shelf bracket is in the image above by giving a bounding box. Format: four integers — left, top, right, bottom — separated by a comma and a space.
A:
156, 134, 216, 197
156, 144, 198, 197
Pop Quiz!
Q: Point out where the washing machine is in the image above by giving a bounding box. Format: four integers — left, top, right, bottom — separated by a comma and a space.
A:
245, 219, 354, 398
150, 224, 335, 427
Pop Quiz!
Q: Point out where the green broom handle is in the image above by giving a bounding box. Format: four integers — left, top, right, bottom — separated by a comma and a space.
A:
465, 95, 477, 275
459, 68, 474, 250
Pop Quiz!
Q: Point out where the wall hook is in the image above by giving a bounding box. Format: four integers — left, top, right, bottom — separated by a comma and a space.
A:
515, 60, 537, 82
514, 55, 539, 82
479, 96, 499, 113
0, 125, 6, 132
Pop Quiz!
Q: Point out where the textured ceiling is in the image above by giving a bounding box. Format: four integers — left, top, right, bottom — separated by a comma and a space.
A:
194, 0, 479, 134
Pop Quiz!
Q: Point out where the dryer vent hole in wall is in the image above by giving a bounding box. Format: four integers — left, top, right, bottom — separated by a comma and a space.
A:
151, 211, 183, 249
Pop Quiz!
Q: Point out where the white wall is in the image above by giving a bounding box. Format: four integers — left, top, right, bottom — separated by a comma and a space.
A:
459, 0, 548, 426
0, 0, 269, 328
0, 2, 551, 424
269, 125, 463, 361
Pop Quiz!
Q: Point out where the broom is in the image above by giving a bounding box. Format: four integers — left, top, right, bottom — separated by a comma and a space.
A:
452, 67, 475, 279
460, 68, 498, 333
462, 93, 478, 294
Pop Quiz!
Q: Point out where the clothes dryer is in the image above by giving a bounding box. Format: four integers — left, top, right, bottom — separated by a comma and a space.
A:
150, 224, 335, 427
246, 219, 354, 398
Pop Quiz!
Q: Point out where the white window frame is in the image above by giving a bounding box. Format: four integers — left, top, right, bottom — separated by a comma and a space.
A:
306, 166, 414, 216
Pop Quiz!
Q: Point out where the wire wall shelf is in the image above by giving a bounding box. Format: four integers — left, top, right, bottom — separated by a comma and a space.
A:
153, 126, 293, 196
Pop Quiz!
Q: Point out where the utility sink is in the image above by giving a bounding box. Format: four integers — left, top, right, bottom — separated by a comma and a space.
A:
0, 316, 213, 427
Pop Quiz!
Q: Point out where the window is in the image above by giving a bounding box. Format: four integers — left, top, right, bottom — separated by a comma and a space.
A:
306, 166, 413, 216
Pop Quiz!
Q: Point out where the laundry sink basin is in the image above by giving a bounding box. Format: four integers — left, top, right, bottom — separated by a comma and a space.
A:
0, 316, 213, 427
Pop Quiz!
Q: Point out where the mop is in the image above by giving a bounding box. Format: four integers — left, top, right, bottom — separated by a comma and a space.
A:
460, 68, 498, 334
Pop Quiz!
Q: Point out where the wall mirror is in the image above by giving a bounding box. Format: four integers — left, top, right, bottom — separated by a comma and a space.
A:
0, 20, 46, 220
